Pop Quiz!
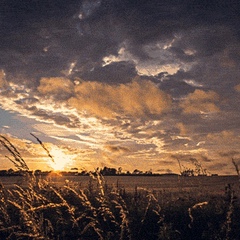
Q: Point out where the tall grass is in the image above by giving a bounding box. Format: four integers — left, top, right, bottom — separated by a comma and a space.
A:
1, 173, 240, 239
0, 135, 29, 171
0, 135, 240, 239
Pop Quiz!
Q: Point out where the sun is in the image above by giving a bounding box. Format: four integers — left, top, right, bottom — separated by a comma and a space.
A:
48, 146, 74, 171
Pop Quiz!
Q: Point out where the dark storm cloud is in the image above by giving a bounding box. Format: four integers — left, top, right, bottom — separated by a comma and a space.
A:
0, 0, 130, 79
1, 0, 240, 86
159, 76, 196, 97
109, 1, 240, 61
80, 61, 137, 84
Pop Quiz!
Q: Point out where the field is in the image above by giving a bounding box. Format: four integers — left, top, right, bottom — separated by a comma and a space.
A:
0, 174, 239, 193
0, 174, 240, 240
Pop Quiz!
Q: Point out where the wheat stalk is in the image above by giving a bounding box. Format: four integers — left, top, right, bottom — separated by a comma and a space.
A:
30, 133, 55, 162
0, 135, 29, 171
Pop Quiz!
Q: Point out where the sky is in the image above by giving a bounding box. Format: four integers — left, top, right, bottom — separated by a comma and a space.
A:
0, 0, 240, 174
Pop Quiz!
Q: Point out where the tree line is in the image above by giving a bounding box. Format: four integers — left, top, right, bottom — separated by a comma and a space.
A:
0, 167, 179, 177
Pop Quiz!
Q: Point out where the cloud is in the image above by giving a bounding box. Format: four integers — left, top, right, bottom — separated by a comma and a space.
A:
102, 40, 189, 76
0, 134, 46, 169
38, 77, 75, 100
219, 151, 240, 158
78, 0, 102, 20
180, 89, 220, 114
0, 1, 239, 174
68, 79, 171, 118
102, 144, 131, 167
105, 145, 130, 153
206, 130, 239, 147
0, 70, 8, 89
235, 84, 240, 92
156, 168, 173, 174
0, 133, 90, 170
207, 162, 228, 171
2, 0, 238, 84
176, 122, 188, 135
83, 61, 137, 84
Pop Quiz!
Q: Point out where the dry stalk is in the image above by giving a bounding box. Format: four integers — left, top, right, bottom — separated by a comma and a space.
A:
30, 133, 54, 162
80, 221, 104, 240
7, 199, 41, 236
111, 195, 131, 240
232, 158, 240, 178
188, 201, 208, 228
0, 135, 29, 171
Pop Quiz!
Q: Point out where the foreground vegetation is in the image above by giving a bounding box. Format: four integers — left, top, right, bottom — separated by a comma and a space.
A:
0, 173, 240, 240
0, 134, 240, 239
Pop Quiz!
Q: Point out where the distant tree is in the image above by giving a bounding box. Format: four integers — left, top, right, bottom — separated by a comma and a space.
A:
132, 169, 143, 175
7, 168, 14, 175
117, 167, 122, 175
0, 170, 7, 176
100, 167, 117, 176
145, 169, 153, 175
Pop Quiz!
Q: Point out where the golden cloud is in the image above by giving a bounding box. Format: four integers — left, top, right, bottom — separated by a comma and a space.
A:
68, 80, 171, 118
207, 130, 235, 142
205, 130, 240, 152
38, 77, 74, 100
176, 122, 188, 135
105, 145, 130, 153
234, 84, 240, 92
0, 70, 8, 89
180, 89, 220, 114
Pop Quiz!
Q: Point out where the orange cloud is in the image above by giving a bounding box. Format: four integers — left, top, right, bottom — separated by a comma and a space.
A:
0, 70, 8, 89
38, 77, 74, 100
105, 145, 130, 153
207, 130, 235, 142
180, 89, 220, 114
205, 130, 240, 152
176, 122, 188, 135
68, 79, 171, 118
234, 84, 240, 92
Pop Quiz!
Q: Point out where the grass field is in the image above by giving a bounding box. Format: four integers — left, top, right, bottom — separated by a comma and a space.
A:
0, 174, 239, 193
1, 135, 240, 239
0, 173, 240, 240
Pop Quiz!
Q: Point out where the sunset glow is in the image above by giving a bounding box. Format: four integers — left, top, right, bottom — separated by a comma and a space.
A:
0, 1, 240, 175
48, 147, 75, 171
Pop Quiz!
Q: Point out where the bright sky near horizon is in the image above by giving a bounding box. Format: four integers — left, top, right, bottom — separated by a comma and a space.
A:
0, 0, 240, 174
